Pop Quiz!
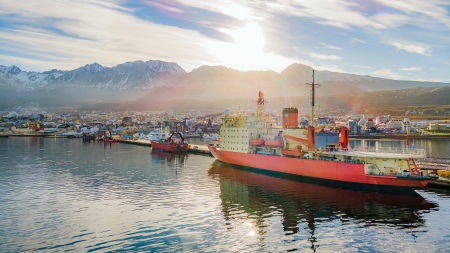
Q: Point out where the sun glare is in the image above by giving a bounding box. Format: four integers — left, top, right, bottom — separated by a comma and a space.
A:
206, 22, 293, 71
233, 22, 265, 54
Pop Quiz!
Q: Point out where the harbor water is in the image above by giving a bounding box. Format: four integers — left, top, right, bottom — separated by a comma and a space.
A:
1, 137, 450, 252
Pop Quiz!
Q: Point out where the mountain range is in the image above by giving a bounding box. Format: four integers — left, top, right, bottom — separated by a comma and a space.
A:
1, 60, 449, 111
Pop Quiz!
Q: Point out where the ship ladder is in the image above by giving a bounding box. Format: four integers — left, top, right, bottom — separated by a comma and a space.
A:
407, 158, 421, 175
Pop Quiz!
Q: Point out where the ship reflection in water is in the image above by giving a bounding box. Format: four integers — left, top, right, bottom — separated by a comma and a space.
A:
150, 149, 188, 166
208, 160, 438, 250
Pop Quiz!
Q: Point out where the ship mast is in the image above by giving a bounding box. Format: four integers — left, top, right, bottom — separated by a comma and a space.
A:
306, 70, 320, 126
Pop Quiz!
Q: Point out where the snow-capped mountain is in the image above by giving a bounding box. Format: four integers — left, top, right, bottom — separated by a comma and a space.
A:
0, 65, 66, 91
0, 60, 186, 92
45, 60, 187, 90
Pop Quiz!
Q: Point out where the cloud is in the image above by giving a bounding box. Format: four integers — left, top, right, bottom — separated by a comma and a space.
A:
377, 0, 450, 28
351, 37, 365, 43
146, 1, 184, 14
354, 65, 371, 69
371, 68, 404, 80
308, 52, 343, 60
388, 41, 432, 56
400, 67, 422, 71
0, 0, 239, 71
314, 64, 346, 73
262, 1, 385, 29
172, 1, 393, 31
174, 0, 254, 20
371, 13, 411, 28
319, 43, 341, 50
0, 0, 300, 73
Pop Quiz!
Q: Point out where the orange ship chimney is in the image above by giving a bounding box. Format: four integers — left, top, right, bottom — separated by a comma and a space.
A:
282, 107, 298, 128
338, 126, 349, 149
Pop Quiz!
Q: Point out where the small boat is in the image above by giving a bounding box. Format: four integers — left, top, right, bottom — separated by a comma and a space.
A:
249, 138, 265, 146
265, 139, 284, 147
151, 132, 189, 152
102, 136, 117, 142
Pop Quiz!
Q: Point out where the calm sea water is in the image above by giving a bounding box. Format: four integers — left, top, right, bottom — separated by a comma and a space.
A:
1, 137, 450, 252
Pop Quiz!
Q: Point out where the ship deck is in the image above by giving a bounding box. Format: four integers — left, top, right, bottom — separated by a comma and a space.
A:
318, 146, 426, 159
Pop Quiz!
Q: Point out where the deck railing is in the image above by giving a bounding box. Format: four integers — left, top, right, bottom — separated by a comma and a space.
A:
319, 146, 426, 158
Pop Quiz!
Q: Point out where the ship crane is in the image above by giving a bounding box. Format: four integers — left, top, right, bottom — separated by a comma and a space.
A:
284, 129, 315, 151
255, 91, 267, 118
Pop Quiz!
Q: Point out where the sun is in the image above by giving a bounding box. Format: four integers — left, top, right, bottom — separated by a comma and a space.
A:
232, 22, 265, 55
206, 22, 293, 71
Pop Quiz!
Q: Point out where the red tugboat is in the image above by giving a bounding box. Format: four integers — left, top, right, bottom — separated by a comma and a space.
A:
102, 136, 117, 143
208, 71, 436, 189
151, 132, 189, 152
102, 130, 117, 142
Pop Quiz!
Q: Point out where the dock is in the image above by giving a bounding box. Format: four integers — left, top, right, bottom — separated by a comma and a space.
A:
114, 137, 212, 155
428, 178, 450, 187
116, 138, 151, 147
187, 144, 212, 154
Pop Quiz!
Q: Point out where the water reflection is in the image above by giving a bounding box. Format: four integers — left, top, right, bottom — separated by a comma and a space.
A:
209, 160, 438, 249
150, 149, 188, 168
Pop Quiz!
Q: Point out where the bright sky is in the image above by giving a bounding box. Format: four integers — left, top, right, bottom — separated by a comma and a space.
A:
1, 0, 449, 82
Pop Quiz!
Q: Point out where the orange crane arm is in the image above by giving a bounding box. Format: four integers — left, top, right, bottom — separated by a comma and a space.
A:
284, 135, 309, 146
283, 126, 315, 151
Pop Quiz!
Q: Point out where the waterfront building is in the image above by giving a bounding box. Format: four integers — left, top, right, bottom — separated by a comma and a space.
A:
411, 120, 429, 129
365, 118, 376, 132
403, 118, 411, 134
348, 119, 360, 134
428, 123, 450, 131
316, 117, 331, 125
358, 115, 367, 127
385, 119, 403, 130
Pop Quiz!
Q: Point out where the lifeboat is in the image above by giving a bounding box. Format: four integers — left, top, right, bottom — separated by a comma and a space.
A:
264, 139, 284, 147
250, 138, 265, 146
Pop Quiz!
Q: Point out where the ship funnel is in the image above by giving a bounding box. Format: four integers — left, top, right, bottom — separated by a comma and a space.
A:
338, 126, 349, 149
282, 107, 298, 129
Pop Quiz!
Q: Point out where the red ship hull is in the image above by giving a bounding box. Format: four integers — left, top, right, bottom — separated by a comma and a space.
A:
208, 146, 429, 188
151, 141, 189, 152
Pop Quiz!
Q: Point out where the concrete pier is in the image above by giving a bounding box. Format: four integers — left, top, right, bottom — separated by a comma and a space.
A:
116, 138, 151, 146
187, 144, 212, 155
114, 136, 212, 155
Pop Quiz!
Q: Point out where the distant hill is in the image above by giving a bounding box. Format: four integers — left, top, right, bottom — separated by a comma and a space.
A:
69, 86, 450, 116
320, 86, 450, 110
0, 60, 449, 110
